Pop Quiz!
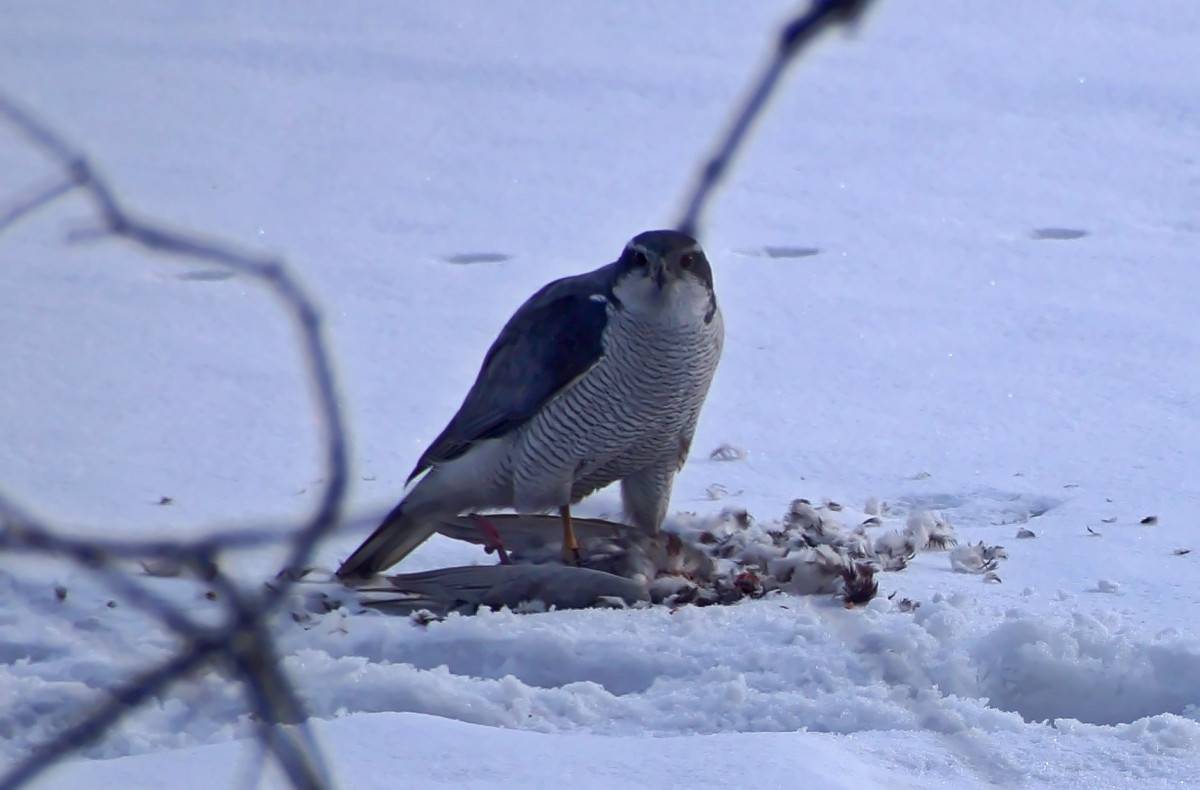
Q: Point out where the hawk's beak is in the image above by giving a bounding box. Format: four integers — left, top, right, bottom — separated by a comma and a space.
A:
651, 258, 666, 289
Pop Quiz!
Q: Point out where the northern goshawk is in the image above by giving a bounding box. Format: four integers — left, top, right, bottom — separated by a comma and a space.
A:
337, 229, 723, 578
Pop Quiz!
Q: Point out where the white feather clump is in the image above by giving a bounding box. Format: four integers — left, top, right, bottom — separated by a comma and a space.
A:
949, 541, 1008, 574
870, 510, 957, 571
768, 544, 849, 595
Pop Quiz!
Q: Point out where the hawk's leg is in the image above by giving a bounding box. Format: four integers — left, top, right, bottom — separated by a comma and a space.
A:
560, 505, 582, 565
470, 514, 511, 565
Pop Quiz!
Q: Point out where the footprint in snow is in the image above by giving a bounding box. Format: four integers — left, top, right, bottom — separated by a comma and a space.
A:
736, 245, 822, 260
895, 489, 1062, 530
1029, 227, 1089, 240
442, 252, 511, 265
176, 269, 235, 282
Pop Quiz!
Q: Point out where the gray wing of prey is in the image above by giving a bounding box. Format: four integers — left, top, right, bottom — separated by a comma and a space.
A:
357, 563, 649, 615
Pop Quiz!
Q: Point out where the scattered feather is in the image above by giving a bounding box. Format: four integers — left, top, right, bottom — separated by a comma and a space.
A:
1087, 526, 1102, 537
1140, 515, 1158, 525
54, 585, 67, 602
723, 507, 752, 529
594, 595, 633, 609
873, 530, 915, 571
1016, 528, 1036, 539
904, 512, 931, 549
650, 575, 698, 604
410, 609, 444, 626
1101, 517, 1117, 524
1096, 579, 1120, 594
1172, 548, 1191, 556
923, 516, 957, 550
140, 557, 220, 581
140, 558, 184, 578
709, 443, 747, 462
950, 541, 1007, 574
839, 562, 878, 607
304, 592, 342, 614
983, 571, 1003, 584
786, 498, 820, 524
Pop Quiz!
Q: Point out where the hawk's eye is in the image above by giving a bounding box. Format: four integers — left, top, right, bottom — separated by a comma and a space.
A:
680, 253, 695, 269
632, 250, 649, 267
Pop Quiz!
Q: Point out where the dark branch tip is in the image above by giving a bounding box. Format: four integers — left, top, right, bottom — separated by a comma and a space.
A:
66, 157, 91, 186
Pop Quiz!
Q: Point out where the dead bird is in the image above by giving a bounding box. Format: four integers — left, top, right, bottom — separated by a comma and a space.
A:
358, 563, 649, 616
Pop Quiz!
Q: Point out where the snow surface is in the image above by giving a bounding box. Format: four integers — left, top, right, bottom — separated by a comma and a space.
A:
2, 1, 1200, 787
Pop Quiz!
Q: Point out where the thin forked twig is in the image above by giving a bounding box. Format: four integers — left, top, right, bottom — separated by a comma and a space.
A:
0, 649, 211, 790
0, 93, 344, 788
676, 0, 874, 238
0, 97, 349, 598
0, 496, 394, 561
0, 175, 80, 233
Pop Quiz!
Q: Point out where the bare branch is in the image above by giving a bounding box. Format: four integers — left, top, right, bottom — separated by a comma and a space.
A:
676, 0, 875, 238
0, 491, 304, 558
0, 175, 80, 233
0, 494, 212, 635
0, 92, 348, 597
0, 96, 84, 165
0, 648, 211, 790
0, 92, 344, 787
236, 732, 271, 790
230, 626, 330, 789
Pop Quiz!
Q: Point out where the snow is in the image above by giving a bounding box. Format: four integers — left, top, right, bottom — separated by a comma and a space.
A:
22, 713, 976, 790
2, 1, 1200, 788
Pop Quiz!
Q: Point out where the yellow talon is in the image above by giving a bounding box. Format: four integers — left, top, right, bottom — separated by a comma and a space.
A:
560, 505, 582, 565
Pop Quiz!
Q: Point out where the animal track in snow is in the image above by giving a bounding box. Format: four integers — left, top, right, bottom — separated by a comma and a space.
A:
1030, 227, 1089, 240
177, 269, 235, 282
894, 489, 1062, 529
442, 252, 512, 265
735, 245, 822, 259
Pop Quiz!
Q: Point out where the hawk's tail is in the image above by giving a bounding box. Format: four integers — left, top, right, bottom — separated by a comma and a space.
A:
336, 500, 438, 580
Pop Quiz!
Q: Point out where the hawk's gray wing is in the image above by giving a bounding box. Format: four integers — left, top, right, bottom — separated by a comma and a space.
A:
407, 262, 620, 483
